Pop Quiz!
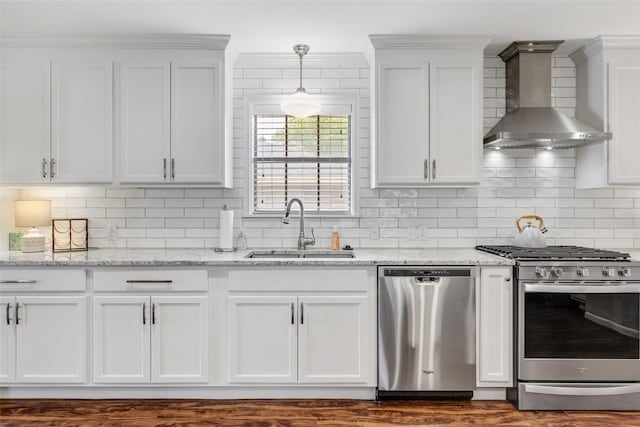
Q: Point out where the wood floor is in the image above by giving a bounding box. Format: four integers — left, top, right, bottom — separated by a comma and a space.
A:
1, 399, 639, 426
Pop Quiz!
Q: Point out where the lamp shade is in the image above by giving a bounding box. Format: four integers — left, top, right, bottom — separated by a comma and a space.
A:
280, 90, 321, 118
15, 200, 51, 227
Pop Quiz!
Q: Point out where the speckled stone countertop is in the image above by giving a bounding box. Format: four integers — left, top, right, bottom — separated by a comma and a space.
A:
0, 248, 515, 267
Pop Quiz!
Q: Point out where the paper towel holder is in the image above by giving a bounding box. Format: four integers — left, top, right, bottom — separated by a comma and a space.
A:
215, 205, 237, 252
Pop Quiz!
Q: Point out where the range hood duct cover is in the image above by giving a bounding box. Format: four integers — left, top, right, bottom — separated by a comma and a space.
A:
483, 40, 611, 149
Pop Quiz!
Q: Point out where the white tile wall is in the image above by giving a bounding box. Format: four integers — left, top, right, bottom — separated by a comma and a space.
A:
14, 55, 640, 250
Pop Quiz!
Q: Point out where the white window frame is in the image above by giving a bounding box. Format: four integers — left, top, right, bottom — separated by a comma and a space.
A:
245, 94, 359, 217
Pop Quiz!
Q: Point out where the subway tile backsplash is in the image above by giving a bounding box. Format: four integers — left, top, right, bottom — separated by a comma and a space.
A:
17, 55, 640, 250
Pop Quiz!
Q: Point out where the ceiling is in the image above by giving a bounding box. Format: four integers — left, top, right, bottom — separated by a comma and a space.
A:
1, 0, 639, 56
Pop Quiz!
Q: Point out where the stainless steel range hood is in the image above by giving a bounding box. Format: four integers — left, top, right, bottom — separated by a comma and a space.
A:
483, 40, 611, 149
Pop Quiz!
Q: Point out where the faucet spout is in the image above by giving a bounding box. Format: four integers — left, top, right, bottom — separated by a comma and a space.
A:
282, 198, 315, 250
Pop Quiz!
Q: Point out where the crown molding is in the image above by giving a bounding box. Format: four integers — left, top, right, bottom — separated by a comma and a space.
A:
0, 33, 231, 50
570, 35, 640, 64
235, 52, 369, 68
369, 34, 490, 49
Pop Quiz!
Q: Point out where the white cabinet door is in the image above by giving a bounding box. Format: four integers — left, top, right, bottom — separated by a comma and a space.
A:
298, 296, 370, 384
476, 267, 513, 387
0, 61, 51, 184
429, 60, 481, 184
228, 295, 297, 383
118, 62, 171, 184
52, 61, 113, 183
15, 296, 86, 383
151, 296, 208, 383
375, 60, 430, 186
93, 296, 150, 383
0, 296, 16, 383
607, 58, 640, 184
171, 61, 223, 184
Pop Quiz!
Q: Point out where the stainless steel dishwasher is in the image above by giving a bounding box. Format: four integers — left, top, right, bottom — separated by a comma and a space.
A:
378, 267, 476, 399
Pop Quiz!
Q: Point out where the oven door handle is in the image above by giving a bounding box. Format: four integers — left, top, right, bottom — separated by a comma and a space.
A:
524, 383, 640, 396
524, 283, 640, 294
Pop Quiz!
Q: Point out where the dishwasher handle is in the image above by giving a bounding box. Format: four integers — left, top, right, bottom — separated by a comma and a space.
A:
382, 269, 471, 277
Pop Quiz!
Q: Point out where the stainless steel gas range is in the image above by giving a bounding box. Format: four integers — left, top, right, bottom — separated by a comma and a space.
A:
476, 245, 640, 410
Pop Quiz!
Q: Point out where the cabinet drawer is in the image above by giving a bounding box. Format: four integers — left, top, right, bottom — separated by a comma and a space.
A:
228, 268, 370, 292
0, 269, 85, 292
94, 269, 207, 292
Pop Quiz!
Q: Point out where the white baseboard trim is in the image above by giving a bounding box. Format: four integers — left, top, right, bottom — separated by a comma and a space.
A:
0, 386, 377, 400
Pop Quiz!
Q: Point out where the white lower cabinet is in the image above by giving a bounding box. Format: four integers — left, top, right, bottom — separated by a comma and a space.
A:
228, 296, 298, 383
476, 266, 513, 387
226, 268, 375, 386
0, 295, 86, 384
93, 295, 208, 384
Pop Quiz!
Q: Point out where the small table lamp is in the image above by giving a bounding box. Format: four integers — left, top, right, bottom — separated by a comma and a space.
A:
15, 200, 51, 253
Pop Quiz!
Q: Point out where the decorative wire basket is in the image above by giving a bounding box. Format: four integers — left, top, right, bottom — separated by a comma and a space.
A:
52, 218, 88, 252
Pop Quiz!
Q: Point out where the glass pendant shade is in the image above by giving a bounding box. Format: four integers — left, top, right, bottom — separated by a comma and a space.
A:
281, 44, 320, 118
280, 89, 321, 118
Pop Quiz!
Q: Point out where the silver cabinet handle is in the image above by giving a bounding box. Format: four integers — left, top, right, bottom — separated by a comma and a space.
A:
163, 158, 167, 180
152, 303, 157, 325
142, 302, 146, 325
1, 280, 37, 284
290, 303, 295, 325
6, 303, 12, 325
171, 158, 175, 180
42, 158, 48, 179
15, 303, 21, 325
125, 280, 173, 284
432, 159, 436, 179
300, 302, 304, 325
50, 158, 56, 179
423, 159, 428, 179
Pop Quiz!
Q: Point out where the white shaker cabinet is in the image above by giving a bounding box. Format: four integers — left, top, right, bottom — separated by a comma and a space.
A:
94, 295, 208, 384
0, 59, 112, 184
118, 60, 225, 185
370, 35, 487, 187
571, 36, 640, 187
476, 266, 513, 387
228, 296, 298, 384
297, 296, 369, 384
226, 268, 375, 386
0, 296, 86, 384
118, 62, 171, 184
52, 62, 113, 183
0, 61, 51, 184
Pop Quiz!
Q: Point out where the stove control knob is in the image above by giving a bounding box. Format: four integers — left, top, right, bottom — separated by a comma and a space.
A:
551, 268, 563, 278
602, 267, 616, 277
576, 267, 589, 277
535, 267, 548, 278
619, 267, 632, 278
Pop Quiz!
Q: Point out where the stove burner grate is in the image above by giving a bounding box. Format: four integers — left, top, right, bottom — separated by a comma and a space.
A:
476, 245, 630, 261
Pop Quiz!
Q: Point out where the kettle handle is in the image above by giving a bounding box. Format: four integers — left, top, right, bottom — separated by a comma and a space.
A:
516, 215, 546, 232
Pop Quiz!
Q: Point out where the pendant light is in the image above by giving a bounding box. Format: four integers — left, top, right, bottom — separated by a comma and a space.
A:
280, 44, 321, 118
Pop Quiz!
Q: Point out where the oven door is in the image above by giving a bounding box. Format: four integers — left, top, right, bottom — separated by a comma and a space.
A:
519, 281, 640, 381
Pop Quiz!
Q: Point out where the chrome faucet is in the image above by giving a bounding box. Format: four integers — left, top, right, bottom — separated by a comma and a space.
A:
282, 198, 315, 250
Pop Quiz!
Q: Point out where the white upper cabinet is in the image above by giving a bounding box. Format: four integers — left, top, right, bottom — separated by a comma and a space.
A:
171, 61, 223, 184
0, 61, 51, 184
52, 62, 113, 183
118, 62, 171, 184
0, 34, 231, 187
370, 35, 487, 188
571, 36, 640, 187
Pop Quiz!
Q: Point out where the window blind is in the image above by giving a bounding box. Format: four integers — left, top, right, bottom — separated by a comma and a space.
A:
253, 114, 351, 213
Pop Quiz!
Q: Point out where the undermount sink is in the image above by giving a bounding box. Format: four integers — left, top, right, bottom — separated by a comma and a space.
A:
245, 250, 355, 259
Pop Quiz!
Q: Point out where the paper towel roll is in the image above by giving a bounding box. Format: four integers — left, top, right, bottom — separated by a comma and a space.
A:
218, 207, 234, 249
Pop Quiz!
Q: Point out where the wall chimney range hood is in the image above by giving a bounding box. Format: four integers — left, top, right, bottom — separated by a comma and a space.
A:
483, 40, 611, 149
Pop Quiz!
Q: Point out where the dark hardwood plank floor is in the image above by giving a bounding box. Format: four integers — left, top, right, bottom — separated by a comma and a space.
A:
1, 399, 639, 426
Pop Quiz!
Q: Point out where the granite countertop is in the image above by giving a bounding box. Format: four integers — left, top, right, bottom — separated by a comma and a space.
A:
0, 248, 515, 267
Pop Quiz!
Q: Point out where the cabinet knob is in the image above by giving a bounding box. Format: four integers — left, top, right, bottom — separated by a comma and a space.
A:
505, 277, 511, 282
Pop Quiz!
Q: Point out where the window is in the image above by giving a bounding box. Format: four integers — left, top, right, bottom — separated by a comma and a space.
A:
252, 114, 352, 214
